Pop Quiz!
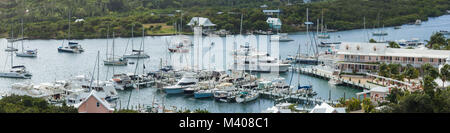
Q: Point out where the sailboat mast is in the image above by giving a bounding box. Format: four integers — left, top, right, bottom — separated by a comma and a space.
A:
321, 9, 324, 33
21, 0, 24, 52
68, 8, 71, 41
131, 24, 134, 50
106, 24, 109, 59
240, 13, 243, 35
112, 32, 115, 61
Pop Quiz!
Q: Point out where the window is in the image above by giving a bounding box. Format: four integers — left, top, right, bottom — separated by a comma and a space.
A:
357, 45, 360, 50
97, 102, 100, 107
431, 58, 434, 62
373, 46, 377, 51
346, 45, 349, 50
418, 58, 422, 62
369, 56, 371, 60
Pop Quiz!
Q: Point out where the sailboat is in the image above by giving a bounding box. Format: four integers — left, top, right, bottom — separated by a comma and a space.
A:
58, 8, 84, 53
104, 32, 128, 66
16, 1, 37, 58
5, 25, 19, 52
317, 9, 330, 39
0, 46, 32, 79
123, 25, 149, 59
372, 13, 388, 36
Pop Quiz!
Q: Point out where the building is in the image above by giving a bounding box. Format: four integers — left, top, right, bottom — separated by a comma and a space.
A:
187, 17, 216, 27
266, 17, 282, 30
310, 103, 346, 113
356, 86, 391, 103
335, 42, 450, 74
75, 90, 114, 113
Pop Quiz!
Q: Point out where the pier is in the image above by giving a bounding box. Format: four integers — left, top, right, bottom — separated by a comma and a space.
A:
259, 90, 339, 105
294, 67, 381, 90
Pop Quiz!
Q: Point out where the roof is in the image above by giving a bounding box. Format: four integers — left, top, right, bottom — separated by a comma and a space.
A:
187, 17, 216, 27
338, 42, 450, 59
266, 17, 282, 25
310, 103, 345, 113
74, 90, 114, 111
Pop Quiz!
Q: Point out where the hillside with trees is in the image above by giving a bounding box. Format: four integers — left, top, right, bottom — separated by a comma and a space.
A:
0, 0, 449, 39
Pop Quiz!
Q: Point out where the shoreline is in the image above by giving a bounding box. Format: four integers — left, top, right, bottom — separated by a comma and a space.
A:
1, 14, 449, 40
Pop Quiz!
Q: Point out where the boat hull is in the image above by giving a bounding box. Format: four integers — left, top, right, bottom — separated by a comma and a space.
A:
164, 87, 185, 94
194, 92, 213, 99
0, 72, 31, 79
58, 48, 82, 53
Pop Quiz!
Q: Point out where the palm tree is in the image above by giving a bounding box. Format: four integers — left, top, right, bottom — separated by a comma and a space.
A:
403, 64, 419, 83
439, 64, 450, 88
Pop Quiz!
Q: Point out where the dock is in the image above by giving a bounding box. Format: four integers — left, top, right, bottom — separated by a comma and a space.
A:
294, 67, 381, 90
259, 90, 339, 105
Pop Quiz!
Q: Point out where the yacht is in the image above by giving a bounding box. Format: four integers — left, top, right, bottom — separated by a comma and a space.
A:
163, 72, 198, 94
232, 47, 291, 72
123, 26, 150, 59
328, 78, 343, 86
0, 65, 32, 79
372, 31, 388, 36
415, 19, 422, 25
16, 49, 37, 57
111, 73, 135, 90
235, 91, 259, 103
58, 42, 85, 53
270, 33, 293, 42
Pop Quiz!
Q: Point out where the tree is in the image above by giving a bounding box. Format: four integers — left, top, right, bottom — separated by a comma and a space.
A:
439, 64, 450, 88
423, 75, 438, 97
421, 63, 439, 80
369, 38, 377, 43
426, 32, 447, 49
403, 64, 419, 83
388, 41, 400, 48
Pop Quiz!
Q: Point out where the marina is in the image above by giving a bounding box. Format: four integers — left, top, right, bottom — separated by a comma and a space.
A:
1, 15, 449, 113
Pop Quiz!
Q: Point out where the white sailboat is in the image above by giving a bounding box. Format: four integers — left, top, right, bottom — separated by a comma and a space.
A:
5, 25, 18, 52
57, 8, 84, 53
104, 32, 128, 66
16, 1, 37, 58
317, 9, 330, 39
0, 48, 32, 79
123, 25, 149, 59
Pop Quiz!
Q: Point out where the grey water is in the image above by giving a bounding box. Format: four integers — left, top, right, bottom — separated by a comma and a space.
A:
0, 15, 449, 113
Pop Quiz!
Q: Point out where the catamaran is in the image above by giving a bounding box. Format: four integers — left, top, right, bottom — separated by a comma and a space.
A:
0, 48, 32, 79
123, 26, 149, 59
58, 9, 84, 53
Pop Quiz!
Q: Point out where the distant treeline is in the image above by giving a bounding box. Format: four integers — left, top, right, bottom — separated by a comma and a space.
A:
0, 0, 448, 39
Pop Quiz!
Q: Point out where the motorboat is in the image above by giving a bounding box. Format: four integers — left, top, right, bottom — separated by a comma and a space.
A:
263, 102, 294, 113
104, 57, 128, 66
163, 73, 198, 94
270, 33, 293, 42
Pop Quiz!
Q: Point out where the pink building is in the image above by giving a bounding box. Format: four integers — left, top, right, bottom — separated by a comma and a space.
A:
75, 90, 115, 113
336, 42, 450, 73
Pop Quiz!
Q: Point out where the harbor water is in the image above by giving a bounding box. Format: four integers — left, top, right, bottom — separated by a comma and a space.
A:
0, 15, 449, 113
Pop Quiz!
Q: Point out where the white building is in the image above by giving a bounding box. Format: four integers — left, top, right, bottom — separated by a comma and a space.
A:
266, 17, 282, 30
187, 17, 216, 27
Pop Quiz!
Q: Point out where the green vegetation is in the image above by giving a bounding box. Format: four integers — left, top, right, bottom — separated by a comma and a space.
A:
1, 0, 449, 39
0, 95, 77, 113
388, 42, 401, 48
426, 32, 450, 50
176, 108, 210, 113
380, 63, 450, 113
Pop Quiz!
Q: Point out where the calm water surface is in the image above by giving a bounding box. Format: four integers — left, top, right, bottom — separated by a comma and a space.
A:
1, 15, 449, 113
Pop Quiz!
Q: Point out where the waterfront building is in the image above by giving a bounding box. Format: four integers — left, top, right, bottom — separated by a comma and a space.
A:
75, 90, 114, 113
335, 42, 450, 74
266, 17, 282, 30
187, 17, 216, 27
